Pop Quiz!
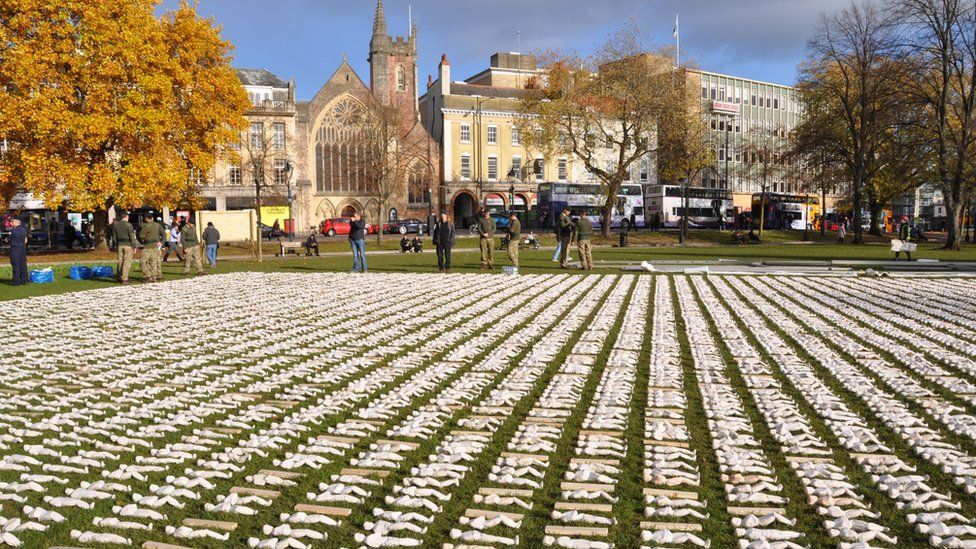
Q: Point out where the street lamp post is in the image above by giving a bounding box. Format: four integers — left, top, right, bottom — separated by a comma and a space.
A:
285, 160, 294, 242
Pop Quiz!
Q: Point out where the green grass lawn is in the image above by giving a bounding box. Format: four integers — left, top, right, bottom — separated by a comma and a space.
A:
2, 235, 975, 302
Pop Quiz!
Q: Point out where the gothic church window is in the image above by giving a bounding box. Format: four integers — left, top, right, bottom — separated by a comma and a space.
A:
315, 98, 371, 193
396, 65, 406, 91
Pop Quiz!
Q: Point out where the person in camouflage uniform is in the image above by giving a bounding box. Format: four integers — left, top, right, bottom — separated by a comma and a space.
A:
573, 211, 594, 271
112, 212, 138, 284
180, 219, 205, 276
477, 210, 496, 270
506, 213, 521, 268
138, 215, 166, 282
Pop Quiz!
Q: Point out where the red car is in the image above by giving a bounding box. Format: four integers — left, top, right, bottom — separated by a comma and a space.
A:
320, 217, 379, 237
320, 218, 351, 237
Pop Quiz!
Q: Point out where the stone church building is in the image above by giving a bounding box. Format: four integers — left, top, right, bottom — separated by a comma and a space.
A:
204, 0, 438, 233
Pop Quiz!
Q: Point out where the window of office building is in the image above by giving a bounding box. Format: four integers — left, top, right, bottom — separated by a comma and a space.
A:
460, 124, 471, 143
488, 126, 497, 144
272, 123, 285, 150
511, 156, 522, 179
639, 160, 649, 182
250, 122, 263, 149
488, 156, 498, 180
534, 158, 544, 181
273, 158, 288, 184
229, 165, 242, 185
511, 127, 520, 145
558, 158, 567, 181
460, 154, 471, 179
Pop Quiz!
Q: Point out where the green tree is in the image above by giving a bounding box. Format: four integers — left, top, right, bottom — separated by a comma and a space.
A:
518, 23, 671, 237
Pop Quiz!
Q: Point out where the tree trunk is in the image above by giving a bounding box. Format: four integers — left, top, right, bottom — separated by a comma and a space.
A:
758, 188, 767, 237
601, 201, 612, 238
376, 200, 384, 245
92, 197, 114, 251
820, 187, 827, 237
851, 172, 864, 245
944, 199, 963, 251
868, 205, 882, 237
93, 208, 109, 251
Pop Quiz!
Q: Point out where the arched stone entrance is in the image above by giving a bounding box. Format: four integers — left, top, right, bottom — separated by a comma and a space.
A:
340, 205, 358, 218
453, 192, 477, 229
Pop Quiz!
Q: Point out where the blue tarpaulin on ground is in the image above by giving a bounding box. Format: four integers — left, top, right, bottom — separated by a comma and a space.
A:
91, 266, 114, 278
29, 268, 54, 284
69, 266, 93, 280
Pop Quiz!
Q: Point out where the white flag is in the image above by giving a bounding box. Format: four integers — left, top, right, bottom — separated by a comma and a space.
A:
673, 14, 679, 40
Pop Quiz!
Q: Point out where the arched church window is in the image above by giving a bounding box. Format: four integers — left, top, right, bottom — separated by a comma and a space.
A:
315, 98, 368, 193
396, 65, 406, 91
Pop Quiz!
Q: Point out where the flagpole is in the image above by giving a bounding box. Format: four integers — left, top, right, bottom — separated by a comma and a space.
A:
674, 13, 680, 67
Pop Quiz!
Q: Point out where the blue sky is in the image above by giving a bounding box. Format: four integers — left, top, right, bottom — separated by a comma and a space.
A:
160, 0, 848, 100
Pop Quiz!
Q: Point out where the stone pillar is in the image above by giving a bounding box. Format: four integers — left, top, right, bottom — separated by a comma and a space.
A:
215, 195, 227, 211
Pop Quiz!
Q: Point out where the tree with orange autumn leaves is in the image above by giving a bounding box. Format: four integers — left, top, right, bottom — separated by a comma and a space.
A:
0, 0, 248, 246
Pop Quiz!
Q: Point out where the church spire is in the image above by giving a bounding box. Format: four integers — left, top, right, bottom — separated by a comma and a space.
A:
372, 0, 387, 37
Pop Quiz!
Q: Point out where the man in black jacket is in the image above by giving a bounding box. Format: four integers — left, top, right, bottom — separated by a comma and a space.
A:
349, 213, 367, 273
433, 213, 455, 272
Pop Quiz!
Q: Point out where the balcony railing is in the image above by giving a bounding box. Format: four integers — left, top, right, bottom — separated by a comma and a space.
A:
249, 99, 295, 113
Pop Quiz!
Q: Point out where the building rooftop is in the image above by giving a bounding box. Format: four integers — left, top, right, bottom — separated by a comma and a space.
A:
449, 83, 535, 99
236, 68, 289, 88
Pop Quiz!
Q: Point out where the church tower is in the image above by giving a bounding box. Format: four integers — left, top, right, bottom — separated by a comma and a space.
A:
368, 0, 420, 132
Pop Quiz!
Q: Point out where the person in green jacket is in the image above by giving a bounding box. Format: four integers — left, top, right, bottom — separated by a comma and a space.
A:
180, 220, 205, 275
557, 207, 573, 269
477, 210, 496, 270
574, 212, 594, 271
506, 213, 521, 268
138, 215, 166, 283
112, 212, 138, 284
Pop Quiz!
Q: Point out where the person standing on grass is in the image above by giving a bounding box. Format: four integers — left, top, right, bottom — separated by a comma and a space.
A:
574, 211, 594, 271
8, 218, 28, 286
557, 207, 574, 269
180, 218, 205, 276
203, 222, 221, 268
895, 216, 913, 261
63, 218, 76, 250
138, 214, 166, 283
163, 222, 183, 263
837, 223, 846, 244
433, 213, 455, 273
506, 212, 521, 268
349, 212, 368, 273
112, 212, 138, 284
477, 210, 495, 270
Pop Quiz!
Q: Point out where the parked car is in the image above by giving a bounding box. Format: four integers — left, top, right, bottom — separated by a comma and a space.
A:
385, 218, 428, 235
320, 218, 351, 237
258, 223, 284, 240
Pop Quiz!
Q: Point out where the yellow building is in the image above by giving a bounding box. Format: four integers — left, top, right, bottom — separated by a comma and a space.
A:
421, 53, 653, 228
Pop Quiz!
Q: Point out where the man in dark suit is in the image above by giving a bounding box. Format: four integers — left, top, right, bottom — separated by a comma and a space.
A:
433, 213, 456, 273
8, 218, 28, 286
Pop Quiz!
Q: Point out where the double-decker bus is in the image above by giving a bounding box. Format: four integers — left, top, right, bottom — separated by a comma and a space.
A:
536, 182, 645, 230
752, 193, 820, 230
644, 185, 734, 228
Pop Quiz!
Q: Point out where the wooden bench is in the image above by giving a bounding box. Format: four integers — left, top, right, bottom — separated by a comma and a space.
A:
278, 241, 304, 256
